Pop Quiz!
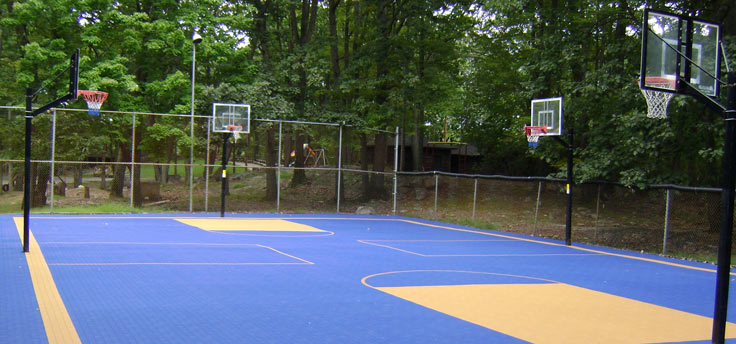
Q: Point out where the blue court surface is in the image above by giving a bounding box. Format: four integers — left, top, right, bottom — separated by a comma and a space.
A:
2, 213, 736, 343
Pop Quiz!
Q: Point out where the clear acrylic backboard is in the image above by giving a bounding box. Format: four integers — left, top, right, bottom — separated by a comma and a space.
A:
212, 103, 250, 134
530, 97, 563, 136
640, 9, 721, 97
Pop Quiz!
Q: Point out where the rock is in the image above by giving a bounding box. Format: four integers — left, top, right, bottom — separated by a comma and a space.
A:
356, 206, 374, 215
415, 187, 427, 201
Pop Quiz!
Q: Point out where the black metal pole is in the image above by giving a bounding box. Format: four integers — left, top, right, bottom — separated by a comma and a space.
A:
22, 88, 33, 253
220, 133, 230, 217
565, 128, 573, 246
713, 71, 736, 344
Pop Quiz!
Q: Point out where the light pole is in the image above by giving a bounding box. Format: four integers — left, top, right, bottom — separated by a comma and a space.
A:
189, 30, 202, 212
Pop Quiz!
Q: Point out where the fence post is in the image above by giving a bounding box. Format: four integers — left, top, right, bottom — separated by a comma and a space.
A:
594, 184, 601, 243
129, 114, 135, 211
533, 181, 542, 236
663, 188, 671, 254
204, 117, 211, 212
393, 126, 399, 215
49, 110, 57, 214
472, 178, 478, 220
337, 124, 343, 213
277, 121, 282, 212
434, 172, 439, 215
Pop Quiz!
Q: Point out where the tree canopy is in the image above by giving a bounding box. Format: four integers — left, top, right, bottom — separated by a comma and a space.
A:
1, 0, 734, 187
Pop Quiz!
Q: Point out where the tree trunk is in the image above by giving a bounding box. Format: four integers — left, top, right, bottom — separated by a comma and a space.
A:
12, 168, 22, 191
133, 163, 143, 207
287, 0, 318, 188
283, 131, 293, 166
154, 165, 162, 183
360, 133, 370, 199
73, 165, 83, 187
132, 146, 142, 207
205, 145, 218, 179
265, 127, 278, 201
370, 132, 387, 199
251, 0, 272, 69
100, 159, 107, 190
251, 130, 260, 164
290, 131, 308, 186
328, 0, 341, 90
110, 146, 128, 198
412, 107, 425, 172
30, 162, 49, 207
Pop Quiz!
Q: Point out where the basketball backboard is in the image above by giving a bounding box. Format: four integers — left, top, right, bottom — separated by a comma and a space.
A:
212, 103, 250, 133
530, 97, 563, 136
640, 9, 721, 97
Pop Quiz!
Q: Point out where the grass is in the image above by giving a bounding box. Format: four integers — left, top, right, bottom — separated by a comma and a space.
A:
35, 203, 142, 214
82, 159, 209, 180
450, 218, 499, 231
666, 252, 736, 265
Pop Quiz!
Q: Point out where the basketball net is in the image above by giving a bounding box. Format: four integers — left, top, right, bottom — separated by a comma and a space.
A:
228, 125, 242, 142
524, 126, 547, 148
77, 90, 108, 116
638, 78, 675, 119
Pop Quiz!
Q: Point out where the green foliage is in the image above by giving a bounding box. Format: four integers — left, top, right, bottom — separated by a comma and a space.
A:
0, 0, 733, 188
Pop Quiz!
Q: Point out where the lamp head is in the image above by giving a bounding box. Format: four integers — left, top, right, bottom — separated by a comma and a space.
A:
192, 32, 203, 44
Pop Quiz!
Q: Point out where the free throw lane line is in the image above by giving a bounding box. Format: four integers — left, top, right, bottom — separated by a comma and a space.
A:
13, 217, 81, 344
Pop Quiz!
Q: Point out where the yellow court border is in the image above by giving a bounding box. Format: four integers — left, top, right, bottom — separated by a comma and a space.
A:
13, 217, 81, 344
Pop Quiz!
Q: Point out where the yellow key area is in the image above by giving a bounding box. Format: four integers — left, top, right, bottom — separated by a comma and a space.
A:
376, 283, 736, 344
176, 218, 326, 232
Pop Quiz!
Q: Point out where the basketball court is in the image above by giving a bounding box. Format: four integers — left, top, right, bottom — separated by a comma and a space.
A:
8, 6, 736, 344
3, 213, 736, 343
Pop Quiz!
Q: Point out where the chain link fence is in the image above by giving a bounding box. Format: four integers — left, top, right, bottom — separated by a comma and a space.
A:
0, 106, 730, 261
393, 173, 728, 261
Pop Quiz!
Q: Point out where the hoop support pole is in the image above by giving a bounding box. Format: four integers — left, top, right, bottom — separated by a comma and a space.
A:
221, 132, 231, 218
22, 88, 32, 252
713, 71, 736, 344
565, 128, 573, 246
552, 130, 574, 246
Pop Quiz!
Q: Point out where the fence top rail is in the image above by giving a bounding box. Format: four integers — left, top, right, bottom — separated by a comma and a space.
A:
1, 105, 395, 133
396, 171, 723, 192
0, 157, 723, 193
0, 106, 210, 119
396, 170, 565, 183
254, 118, 396, 133
578, 179, 722, 193
649, 184, 722, 193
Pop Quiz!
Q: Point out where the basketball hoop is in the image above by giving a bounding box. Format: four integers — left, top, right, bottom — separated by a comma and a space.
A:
638, 77, 675, 119
524, 125, 547, 148
227, 125, 243, 141
77, 90, 108, 116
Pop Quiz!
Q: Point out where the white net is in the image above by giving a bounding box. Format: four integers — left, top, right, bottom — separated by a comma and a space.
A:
78, 90, 108, 116
527, 134, 540, 144
525, 126, 546, 148
640, 88, 674, 119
